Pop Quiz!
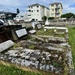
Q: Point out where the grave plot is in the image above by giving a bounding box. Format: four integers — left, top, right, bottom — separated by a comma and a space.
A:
0, 27, 74, 75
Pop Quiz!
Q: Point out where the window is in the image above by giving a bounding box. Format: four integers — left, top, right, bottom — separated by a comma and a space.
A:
21, 16, 23, 17
56, 4, 60, 8
37, 10, 39, 12
52, 9, 54, 12
28, 10, 31, 12
37, 6, 39, 8
56, 4, 59, 6
51, 4, 54, 7
28, 15, 31, 16
51, 13, 54, 16
31, 6, 33, 8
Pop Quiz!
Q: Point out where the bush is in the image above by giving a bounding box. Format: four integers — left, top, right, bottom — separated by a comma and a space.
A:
42, 16, 47, 21
48, 17, 54, 20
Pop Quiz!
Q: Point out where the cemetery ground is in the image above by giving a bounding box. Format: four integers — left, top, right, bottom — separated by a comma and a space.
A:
0, 27, 75, 75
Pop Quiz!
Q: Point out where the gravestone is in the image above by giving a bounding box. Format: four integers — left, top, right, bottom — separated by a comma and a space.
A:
16, 28, 27, 38
0, 40, 14, 52
37, 24, 42, 29
45, 19, 50, 25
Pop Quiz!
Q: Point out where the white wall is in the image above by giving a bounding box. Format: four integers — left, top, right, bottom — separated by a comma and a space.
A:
27, 4, 49, 21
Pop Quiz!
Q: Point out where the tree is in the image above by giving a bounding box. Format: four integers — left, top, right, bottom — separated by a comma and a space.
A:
48, 17, 54, 20
16, 8, 20, 14
61, 12, 75, 19
42, 16, 47, 21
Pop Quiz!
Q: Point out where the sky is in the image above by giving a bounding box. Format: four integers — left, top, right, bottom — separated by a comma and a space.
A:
0, 0, 75, 14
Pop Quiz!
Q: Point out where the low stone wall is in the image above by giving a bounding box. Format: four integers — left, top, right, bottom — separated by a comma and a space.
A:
15, 22, 32, 28
49, 20, 75, 27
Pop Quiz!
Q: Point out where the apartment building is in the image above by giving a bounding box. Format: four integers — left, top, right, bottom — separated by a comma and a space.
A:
49, 2, 63, 18
27, 3, 49, 21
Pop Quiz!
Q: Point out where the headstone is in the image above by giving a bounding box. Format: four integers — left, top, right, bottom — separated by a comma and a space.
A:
45, 19, 50, 25
37, 24, 42, 29
16, 28, 27, 38
32, 21, 39, 29
0, 40, 14, 52
32, 22, 35, 29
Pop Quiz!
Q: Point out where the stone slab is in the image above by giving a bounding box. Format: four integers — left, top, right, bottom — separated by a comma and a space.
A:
44, 26, 68, 33
29, 30, 36, 34
16, 28, 27, 38
0, 40, 14, 52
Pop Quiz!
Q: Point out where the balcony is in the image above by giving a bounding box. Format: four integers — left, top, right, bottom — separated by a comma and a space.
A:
55, 11, 60, 14
55, 6, 60, 9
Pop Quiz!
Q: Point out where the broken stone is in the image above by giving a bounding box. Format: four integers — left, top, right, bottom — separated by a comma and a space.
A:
29, 30, 36, 34
0, 40, 14, 52
14, 47, 23, 50
47, 46, 63, 51
31, 35, 44, 42
48, 36, 66, 43
44, 26, 68, 33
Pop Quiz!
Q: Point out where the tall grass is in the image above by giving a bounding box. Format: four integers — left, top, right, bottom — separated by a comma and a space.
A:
68, 27, 75, 70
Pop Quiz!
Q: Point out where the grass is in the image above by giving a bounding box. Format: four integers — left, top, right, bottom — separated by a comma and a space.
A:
0, 60, 57, 75
0, 64, 42, 75
36, 29, 65, 37
11, 43, 21, 49
68, 27, 75, 70
29, 45, 35, 49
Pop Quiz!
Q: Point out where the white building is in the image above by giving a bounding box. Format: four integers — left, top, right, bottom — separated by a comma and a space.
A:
27, 3, 49, 21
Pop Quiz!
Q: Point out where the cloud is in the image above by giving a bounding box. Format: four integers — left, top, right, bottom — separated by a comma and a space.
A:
69, 3, 75, 8
0, 0, 75, 14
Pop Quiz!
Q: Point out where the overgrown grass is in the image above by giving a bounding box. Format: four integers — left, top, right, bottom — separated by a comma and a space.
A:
0, 64, 42, 75
68, 27, 75, 70
11, 43, 21, 49
36, 29, 65, 37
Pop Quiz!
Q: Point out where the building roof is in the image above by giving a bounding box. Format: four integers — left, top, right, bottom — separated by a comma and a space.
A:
0, 11, 17, 15
28, 3, 49, 9
17, 12, 25, 16
49, 2, 63, 9
49, 2, 62, 5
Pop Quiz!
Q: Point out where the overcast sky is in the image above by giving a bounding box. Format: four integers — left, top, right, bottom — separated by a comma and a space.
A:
0, 0, 75, 14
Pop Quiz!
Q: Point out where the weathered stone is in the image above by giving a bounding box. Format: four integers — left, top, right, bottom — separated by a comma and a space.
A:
44, 26, 68, 33
14, 47, 23, 50
29, 30, 36, 34
0, 40, 14, 52
16, 28, 27, 38
45, 19, 50, 25
37, 24, 42, 29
